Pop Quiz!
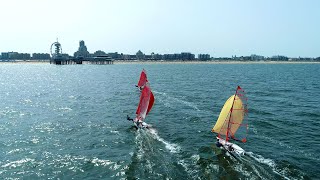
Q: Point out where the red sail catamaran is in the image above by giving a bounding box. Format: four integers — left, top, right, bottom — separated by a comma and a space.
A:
129, 69, 155, 129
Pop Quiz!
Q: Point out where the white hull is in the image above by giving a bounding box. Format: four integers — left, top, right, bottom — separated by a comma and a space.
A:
133, 121, 149, 129
217, 137, 245, 156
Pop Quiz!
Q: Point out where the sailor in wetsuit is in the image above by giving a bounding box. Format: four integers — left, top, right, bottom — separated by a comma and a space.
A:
228, 144, 234, 152
216, 138, 223, 148
135, 116, 144, 128
127, 115, 133, 121
135, 85, 144, 91
127, 115, 144, 129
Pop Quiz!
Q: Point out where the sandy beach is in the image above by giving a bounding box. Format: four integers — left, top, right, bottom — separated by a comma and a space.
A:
0, 60, 49, 64
114, 60, 320, 64
0, 60, 319, 65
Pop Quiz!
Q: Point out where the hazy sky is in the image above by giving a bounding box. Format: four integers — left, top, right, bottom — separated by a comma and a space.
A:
0, 0, 319, 57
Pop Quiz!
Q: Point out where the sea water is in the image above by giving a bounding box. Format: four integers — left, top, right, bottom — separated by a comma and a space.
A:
0, 63, 319, 179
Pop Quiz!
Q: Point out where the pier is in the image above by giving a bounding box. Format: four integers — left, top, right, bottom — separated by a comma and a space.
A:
50, 56, 114, 65
49, 40, 113, 65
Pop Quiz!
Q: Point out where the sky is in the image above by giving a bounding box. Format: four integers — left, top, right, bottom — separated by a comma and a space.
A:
0, 0, 319, 57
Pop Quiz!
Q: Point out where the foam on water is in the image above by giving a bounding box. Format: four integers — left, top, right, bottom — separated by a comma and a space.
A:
1, 158, 35, 168
130, 127, 189, 178
177, 155, 201, 179
236, 153, 274, 179
246, 152, 276, 167
134, 131, 146, 160
148, 128, 181, 153
57, 107, 72, 111
246, 152, 292, 180
6, 148, 25, 155
133, 130, 165, 176
91, 158, 114, 166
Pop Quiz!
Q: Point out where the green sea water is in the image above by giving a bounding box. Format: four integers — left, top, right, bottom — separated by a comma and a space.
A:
0, 63, 319, 179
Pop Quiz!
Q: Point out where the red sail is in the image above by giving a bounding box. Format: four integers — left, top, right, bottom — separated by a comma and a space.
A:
137, 69, 148, 87
136, 84, 151, 120
147, 91, 155, 115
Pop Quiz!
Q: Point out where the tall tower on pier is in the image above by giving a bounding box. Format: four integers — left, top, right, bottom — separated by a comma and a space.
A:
50, 39, 64, 64
50, 38, 63, 60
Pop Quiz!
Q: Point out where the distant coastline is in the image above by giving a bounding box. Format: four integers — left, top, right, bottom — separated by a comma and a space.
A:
0, 60, 319, 64
113, 60, 320, 64
0, 60, 49, 64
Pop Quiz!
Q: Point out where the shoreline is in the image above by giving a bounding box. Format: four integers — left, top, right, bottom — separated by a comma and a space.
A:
114, 60, 320, 64
0, 60, 319, 64
0, 60, 49, 64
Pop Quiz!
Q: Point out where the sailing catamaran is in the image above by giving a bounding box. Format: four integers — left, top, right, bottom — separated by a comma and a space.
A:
133, 82, 155, 128
212, 86, 248, 157
136, 69, 148, 90
128, 69, 154, 129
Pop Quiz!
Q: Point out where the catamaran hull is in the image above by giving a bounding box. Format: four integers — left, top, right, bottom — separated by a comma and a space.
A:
217, 137, 245, 156
133, 122, 149, 129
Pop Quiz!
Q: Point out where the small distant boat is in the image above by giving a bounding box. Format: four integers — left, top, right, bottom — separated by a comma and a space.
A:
136, 69, 148, 90
134, 82, 155, 128
212, 86, 248, 158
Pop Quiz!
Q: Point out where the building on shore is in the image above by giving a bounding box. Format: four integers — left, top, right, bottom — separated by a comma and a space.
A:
93, 50, 106, 57
269, 55, 289, 61
181, 52, 195, 60
136, 50, 145, 60
108, 52, 122, 60
198, 54, 210, 61
162, 52, 195, 61
151, 52, 162, 60
32, 53, 51, 60
1, 52, 9, 60
250, 54, 265, 61
74, 40, 90, 59
1, 52, 31, 60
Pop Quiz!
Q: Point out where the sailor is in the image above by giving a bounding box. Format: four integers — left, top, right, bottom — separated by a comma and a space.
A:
228, 145, 234, 152
136, 116, 143, 127
139, 85, 144, 91
128, 115, 144, 128
127, 115, 133, 121
127, 116, 139, 129
216, 138, 223, 148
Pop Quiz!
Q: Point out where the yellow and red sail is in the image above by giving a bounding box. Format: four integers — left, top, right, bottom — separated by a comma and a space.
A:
212, 86, 248, 143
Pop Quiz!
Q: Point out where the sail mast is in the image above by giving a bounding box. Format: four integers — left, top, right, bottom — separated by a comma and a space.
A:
213, 86, 248, 143
225, 86, 240, 142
